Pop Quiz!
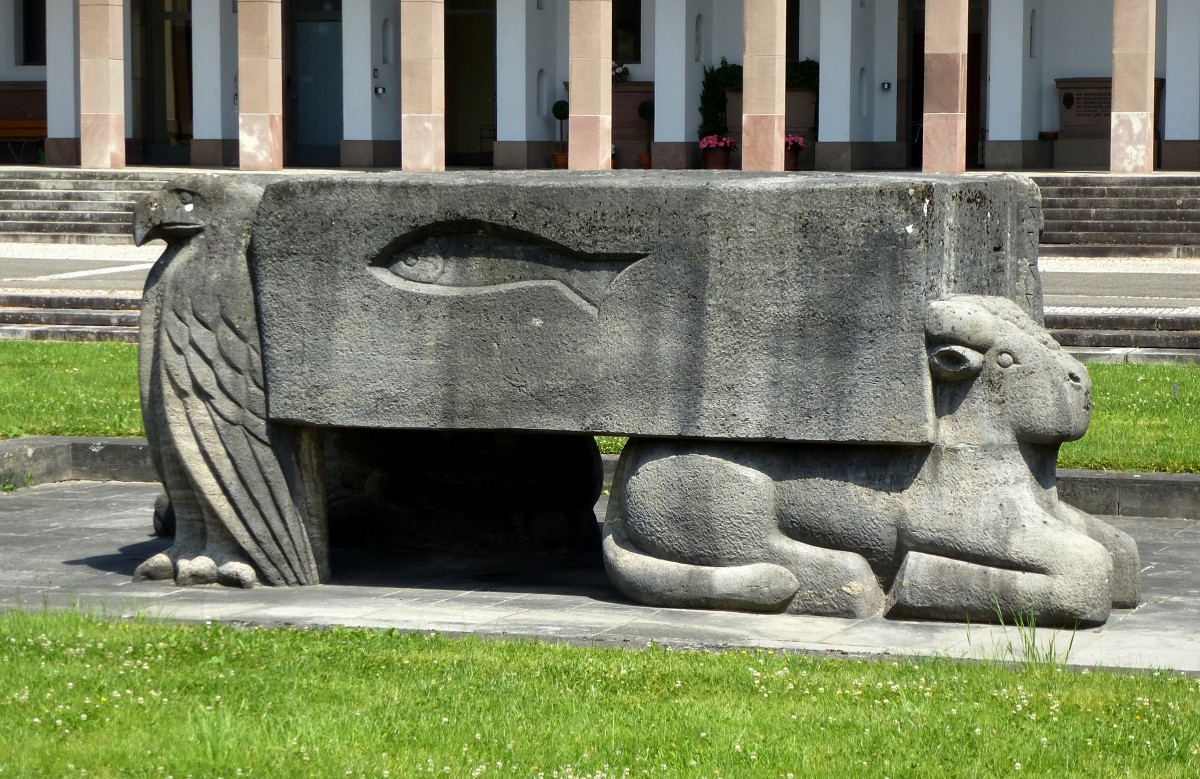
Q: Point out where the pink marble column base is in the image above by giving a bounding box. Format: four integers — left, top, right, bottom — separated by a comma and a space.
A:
239, 114, 283, 171
568, 115, 612, 170
1111, 111, 1155, 173
742, 114, 785, 171
402, 115, 447, 172
922, 113, 967, 175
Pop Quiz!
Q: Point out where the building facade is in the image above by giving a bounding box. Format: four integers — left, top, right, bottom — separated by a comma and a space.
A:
0, 0, 1192, 174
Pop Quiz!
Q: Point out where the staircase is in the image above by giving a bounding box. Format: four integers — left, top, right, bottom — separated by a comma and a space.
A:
1030, 175, 1200, 259
0, 168, 169, 245
0, 291, 141, 342
1045, 306, 1200, 364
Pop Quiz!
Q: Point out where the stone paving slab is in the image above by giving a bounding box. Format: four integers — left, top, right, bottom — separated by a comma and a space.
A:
1, 482, 1198, 673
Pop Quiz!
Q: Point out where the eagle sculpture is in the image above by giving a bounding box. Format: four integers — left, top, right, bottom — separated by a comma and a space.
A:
132, 174, 324, 587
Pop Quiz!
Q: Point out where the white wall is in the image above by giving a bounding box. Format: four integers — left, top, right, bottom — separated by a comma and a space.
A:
818, 0, 851, 142
1163, 0, 1199, 140
1022, 0, 1045, 138
193, 1, 238, 141
625, 0, 655, 80
710, 0, 741, 64
652, 0, 686, 141
44, 0, 77, 137
798, 0, 820, 60
872, 0, 898, 142
372, 0, 402, 141
1039, 0, 1167, 131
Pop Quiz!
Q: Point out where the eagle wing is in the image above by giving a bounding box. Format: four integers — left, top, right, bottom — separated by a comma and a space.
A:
158, 236, 322, 586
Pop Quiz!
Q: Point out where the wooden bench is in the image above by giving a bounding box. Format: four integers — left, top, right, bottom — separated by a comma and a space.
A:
0, 119, 47, 163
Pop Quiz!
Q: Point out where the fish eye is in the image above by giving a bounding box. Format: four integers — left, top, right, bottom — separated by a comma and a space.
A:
177, 191, 194, 205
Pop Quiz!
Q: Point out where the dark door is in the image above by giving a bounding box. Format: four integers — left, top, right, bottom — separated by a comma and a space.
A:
286, 0, 343, 167
142, 0, 192, 165
446, 0, 496, 167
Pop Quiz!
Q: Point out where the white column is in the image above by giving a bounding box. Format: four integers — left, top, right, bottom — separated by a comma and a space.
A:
192, 3, 229, 143
798, 0, 820, 60
343, 2, 374, 143
872, 0, 898, 142
45, 0, 80, 160
496, 0, 528, 144
654, 0, 688, 144
1164, 0, 1200, 143
817, 0, 852, 169
988, 0, 1026, 141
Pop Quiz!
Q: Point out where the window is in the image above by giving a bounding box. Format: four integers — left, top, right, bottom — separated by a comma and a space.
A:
17, 0, 46, 67
613, 0, 640, 64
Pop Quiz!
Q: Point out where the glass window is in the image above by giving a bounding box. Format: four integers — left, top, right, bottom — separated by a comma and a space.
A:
18, 0, 47, 67
613, 0, 640, 64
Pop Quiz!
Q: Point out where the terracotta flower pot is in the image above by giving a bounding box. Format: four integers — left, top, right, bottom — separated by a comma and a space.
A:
551, 152, 568, 169
784, 147, 801, 171
638, 153, 652, 169
703, 147, 732, 170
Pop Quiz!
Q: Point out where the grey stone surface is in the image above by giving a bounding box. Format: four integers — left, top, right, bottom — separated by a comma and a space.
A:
604, 296, 1139, 626
251, 171, 1043, 444
132, 171, 1138, 627
0, 436, 154, 488
131, 174, 326, 589
0, 482, 1197, 674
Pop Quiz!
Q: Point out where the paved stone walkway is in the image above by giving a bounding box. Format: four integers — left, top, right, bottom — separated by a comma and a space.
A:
2, 481, 1197, 674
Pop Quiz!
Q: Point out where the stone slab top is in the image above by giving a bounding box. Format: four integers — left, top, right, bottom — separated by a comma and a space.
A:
250, 171, 1042, 444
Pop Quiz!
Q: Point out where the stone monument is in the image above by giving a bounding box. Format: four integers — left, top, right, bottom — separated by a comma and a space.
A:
132, 170, 1138, 626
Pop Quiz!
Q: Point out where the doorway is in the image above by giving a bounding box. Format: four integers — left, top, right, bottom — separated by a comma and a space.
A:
142, 0, 193, 165
286, 0, 343, 167
906, 0, 988, 169
445, 0, 496, 167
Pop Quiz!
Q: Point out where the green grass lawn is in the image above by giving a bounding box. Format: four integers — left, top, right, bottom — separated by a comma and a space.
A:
0, 341, 142, 440
1, 610, 1197, 778
0, 342, 1198, 473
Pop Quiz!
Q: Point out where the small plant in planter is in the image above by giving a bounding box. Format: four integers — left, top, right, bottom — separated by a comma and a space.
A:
637, 100, 654, 169
551, 99, 569, 168
699, 133, 737, 170
784, 134, 806, 171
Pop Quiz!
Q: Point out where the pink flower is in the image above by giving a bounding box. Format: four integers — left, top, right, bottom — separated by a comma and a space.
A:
785, 134, 806, 150
699, 134, 738, 150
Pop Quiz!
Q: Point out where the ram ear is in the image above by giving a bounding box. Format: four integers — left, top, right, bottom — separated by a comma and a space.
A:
929, 344, 984, 383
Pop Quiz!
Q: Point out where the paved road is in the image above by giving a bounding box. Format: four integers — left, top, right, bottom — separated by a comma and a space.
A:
0, 243, 162, 293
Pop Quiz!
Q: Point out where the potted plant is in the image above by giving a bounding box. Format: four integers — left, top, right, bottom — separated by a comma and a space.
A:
551, 99, 569, 168
784, 134, 806, 171
699, 134, 737, 169
637, 100, 654, 169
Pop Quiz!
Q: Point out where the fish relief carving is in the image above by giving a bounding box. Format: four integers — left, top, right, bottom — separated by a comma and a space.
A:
369, 223, 647, 317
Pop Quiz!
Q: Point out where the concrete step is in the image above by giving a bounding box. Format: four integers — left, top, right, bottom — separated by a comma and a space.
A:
1030, 174, 1200, 187
0, 220, 130, 235
1041, 196, 1200, 210
1043, 221, 1200, 236
1042, 230, 1200, 246
0, 292, 141, 311
0, 324, 139, 343
1043, 207, 1200, 223
0, 209, 130, 224
1037, 186, 1200, 201
1051, 328, 1200, 349
0, 307, 140, 328
0, 231, 135, 245
1065, 346, 1200, 365
0, 178, 167, 192
1046, 310, 1200, 332
0, 197, 144, 210
1038, 244, 1200, 258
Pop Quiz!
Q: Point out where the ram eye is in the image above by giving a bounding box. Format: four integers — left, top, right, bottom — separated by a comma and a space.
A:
996, 351, 1016, 369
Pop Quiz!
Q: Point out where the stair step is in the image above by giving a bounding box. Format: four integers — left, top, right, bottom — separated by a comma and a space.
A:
1045, 311, 1200, 331
1050, 328, 1200, 349
0, 178, 168, 192
0, 209, 130, 224
0, 324, 139, 343
1041, 197, 1200, 210
1038, 244, 1200, 259
0, 230, 135, 242
1041, 231, 1200, 246
0, 292, 141, 311
0, 220, 131, 234
0, 197, 141, 211
1043, 208, 1200, 223
0, 308, 140, 327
